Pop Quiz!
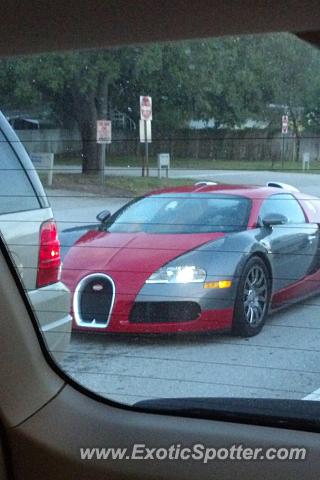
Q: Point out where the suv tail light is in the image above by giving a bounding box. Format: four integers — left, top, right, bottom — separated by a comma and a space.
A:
37, 220, 61, 288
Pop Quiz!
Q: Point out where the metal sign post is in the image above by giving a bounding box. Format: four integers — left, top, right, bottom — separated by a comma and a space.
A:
140, 96, 152, 177
144, 120, 149, 177
97, 120, 112, 187
139, 119, 152, 176
281, 115, 289, 168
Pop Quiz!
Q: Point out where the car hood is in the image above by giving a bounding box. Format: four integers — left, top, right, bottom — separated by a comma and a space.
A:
63, 230, 225, 277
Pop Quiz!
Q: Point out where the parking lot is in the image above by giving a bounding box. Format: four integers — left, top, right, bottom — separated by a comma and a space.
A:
48, 169, 320, 404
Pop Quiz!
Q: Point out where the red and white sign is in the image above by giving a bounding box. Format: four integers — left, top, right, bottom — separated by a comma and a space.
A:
140, 96, 152, 121
282, 115, 289, 134
97, 120, 112, 144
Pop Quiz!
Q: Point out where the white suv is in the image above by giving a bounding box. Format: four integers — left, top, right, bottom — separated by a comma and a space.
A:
0, 111, 71, 358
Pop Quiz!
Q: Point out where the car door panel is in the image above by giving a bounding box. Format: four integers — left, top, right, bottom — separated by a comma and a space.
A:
7, 384, 320, 480
257, 193, 319, 295
0, 438, 8, 480
261, 224, 319, 293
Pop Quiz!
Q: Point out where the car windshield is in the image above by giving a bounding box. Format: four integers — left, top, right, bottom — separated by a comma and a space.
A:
2, 31, 320, 414
105, 193, 251, 233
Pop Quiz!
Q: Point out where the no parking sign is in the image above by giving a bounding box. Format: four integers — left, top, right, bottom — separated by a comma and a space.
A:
97, 120, 112, 144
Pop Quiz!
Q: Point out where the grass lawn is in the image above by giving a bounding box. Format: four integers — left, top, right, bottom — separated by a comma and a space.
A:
42, 173, 195, 197
55, 153, 320, 172
102, 175, 195, 196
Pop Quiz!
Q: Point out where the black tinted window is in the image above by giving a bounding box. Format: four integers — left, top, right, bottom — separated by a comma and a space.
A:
0, 131, 39, 215
259, 194, 306, 224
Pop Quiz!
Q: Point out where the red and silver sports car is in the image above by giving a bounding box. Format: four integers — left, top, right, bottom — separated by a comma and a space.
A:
61, 181, 320, 337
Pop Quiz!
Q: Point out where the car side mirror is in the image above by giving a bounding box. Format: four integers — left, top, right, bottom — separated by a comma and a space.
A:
96, 209, 111, 223
262, 213, 288, 227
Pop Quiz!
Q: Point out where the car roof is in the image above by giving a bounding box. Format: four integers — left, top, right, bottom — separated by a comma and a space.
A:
148, 184, 295, 200
0, 2, 319, 56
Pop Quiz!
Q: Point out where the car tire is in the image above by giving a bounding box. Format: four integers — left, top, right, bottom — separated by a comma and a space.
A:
232, 256, 271, 337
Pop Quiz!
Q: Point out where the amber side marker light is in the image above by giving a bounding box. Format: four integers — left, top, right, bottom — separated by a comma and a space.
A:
204, 280, 232, 289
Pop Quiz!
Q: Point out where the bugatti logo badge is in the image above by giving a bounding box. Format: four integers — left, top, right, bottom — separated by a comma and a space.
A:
92, 284, 103, 291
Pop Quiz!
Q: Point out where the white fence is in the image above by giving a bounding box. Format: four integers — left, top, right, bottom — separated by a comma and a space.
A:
15, 127, 320, 164
16, 128, 82, 155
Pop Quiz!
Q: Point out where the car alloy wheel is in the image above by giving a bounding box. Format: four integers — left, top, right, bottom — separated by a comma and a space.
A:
233, 256, 271, 337
243, 265, 268, 326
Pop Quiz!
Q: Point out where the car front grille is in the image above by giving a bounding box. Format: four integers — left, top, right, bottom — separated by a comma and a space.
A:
129, 301, 201, 324
74, 274, 115, 328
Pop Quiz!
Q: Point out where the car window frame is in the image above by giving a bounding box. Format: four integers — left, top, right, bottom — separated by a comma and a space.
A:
258, 193, 308, 226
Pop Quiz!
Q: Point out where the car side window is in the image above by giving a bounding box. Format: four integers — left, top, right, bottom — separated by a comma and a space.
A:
259, 193, 306, 224
0, 131, 39, 215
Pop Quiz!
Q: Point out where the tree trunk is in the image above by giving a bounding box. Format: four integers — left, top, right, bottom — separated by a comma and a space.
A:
96, 75, 109, 118
289, 107, 300, 163
72, 90, 99, 174
71, 75, 109, 174
95, 75, 109, 176
80, 120, 99, 174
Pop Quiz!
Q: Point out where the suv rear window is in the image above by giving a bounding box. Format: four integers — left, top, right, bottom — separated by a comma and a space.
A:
0, 131, 40, 214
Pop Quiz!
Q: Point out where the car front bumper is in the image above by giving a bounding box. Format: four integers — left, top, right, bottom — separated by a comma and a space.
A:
28, 281, 72, 360
72, 278, 236, 334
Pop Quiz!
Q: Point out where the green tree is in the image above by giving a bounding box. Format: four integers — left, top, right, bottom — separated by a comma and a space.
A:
256, 33, 320, 161
31, 51, 123, 173
1, 33, 319, 169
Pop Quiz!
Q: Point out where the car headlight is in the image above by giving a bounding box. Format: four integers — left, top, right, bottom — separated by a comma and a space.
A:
146, 266, 206, 284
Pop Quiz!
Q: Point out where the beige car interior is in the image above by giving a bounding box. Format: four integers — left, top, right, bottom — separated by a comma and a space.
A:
1, 1, 320, 478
